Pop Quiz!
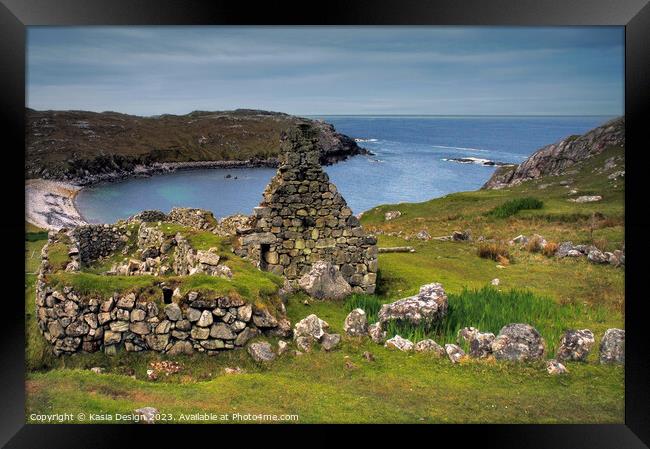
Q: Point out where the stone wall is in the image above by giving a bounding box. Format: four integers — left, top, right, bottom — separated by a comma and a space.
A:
167, 208, 218, 231
71, 224, 127, 265
35, 280, 289, 356
236, 124, 377, 294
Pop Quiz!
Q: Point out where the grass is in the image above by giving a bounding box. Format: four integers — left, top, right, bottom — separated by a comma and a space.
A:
477, 241, 510, 261
487, 197, 544, 219
24, 143, 625, 423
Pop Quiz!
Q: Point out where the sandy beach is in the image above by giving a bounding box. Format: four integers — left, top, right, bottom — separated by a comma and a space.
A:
25, 179, 88, 230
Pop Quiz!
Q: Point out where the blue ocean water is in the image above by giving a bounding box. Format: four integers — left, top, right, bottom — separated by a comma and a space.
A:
75, 116, 614, 224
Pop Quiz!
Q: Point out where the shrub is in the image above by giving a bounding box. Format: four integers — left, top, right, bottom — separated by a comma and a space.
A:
487, 197, 543, 219
477, 241, 510, 261
542, 241, 559, 257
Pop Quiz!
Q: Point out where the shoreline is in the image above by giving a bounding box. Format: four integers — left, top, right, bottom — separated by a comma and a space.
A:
25, 179, 87, 231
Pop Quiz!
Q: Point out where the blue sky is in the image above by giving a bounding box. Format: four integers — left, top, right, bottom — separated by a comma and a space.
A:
27, 26, 624, 116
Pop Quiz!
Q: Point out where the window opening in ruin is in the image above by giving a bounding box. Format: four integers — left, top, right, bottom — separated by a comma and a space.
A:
260, 244, 271, 270
162, 287, 173, 304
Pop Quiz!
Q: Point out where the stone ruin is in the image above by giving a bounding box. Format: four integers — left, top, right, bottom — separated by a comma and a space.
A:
235, 123, 378, 294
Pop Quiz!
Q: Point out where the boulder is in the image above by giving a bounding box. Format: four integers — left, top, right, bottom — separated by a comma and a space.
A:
511, 234, 528, 245
378, 283, 448, 327
277, 340, 289, 355
196, 310, 214, 327
416, 230, 431, 241
293, 314, 329, 341
587, 249, 609, 264
556, 241, 575, 258
167, 340, 194, 356
197, 249, 220, 266
491, 323, 545, 361
556, 329, 595, 362
445, 344, 466, 364
571, 195, 602, 203
368, 323, 386, 344
457, 327, 479, 344
599, 328, 625, 364
252, 309, 278, 328
546, 359, 568, 375
298, 261, 352, 300
414, 339, 445, 356
384, 335, 414, 352
469, 331, 496, 358
247, 341, 276, 363
295, 335, 314, 352
343, 309, 368, 336
384, 210, 401, 221
452, 230, 471, 241
320, 333, 341, 351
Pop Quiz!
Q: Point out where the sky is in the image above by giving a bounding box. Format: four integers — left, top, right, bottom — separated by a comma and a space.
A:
26, 26, 624, 116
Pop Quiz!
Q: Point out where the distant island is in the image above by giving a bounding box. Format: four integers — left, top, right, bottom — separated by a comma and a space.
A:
26, 108, 370, 185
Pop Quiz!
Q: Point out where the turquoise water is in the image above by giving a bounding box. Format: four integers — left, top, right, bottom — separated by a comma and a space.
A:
75, 115, 614, 224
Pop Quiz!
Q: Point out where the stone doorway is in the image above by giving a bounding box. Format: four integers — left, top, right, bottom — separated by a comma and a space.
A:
259, 243, 271, 270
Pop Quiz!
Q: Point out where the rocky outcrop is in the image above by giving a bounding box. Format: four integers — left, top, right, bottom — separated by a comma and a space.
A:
26, 108, 370, 184
235, 124, 377, 294
377, 283, 448, 327
483, 117, 624, 189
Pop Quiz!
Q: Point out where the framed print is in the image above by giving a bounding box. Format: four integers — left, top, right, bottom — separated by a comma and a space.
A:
1, 0, 649, 446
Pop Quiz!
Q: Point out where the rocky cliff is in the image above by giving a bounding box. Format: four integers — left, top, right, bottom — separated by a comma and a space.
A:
483, 117, 625, 189
26, 108, 369, 185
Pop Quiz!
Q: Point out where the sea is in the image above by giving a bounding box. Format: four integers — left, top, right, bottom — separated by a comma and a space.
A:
75, 115, 614, 224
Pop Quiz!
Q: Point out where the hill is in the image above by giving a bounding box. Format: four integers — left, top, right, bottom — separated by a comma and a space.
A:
26, 108, 369, 185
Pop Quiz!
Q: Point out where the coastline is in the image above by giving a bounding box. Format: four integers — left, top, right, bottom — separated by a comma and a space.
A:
25, 179, 87, 231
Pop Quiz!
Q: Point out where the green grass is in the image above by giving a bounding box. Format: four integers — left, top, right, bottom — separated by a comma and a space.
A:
487, 197, 544, 218
24, 143, 625, 423
344, 295, 382, 322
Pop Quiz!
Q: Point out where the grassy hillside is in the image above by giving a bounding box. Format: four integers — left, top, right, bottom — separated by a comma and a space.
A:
24, 143, 625, 423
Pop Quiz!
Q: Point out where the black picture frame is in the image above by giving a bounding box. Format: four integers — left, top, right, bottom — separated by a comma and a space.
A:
2, 0, 648, 446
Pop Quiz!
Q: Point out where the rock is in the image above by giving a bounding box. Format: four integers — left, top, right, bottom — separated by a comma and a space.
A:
164, 303, 182, 321
599, 328, 625, 364
294, 314, 329, 341
445, 344, 466, 364
90, 367, 105, 374
145, 334, 169, 351
236, 304, 253, 322
362, 351, 375, 362
384, 210, 401, 221
223, 367, 244, 375
252, 309, 278, 328
277, 340, 289, 355
320, 333, 341, 351
587, 249, 609, 264
368, 323, 386, 343
134, 407, 159, 424
104, 330, 122, 345
414, 339, 444, 356
570, 195, 602, 203
469, 331, 495, 358
234, 327, 260, 346
378, 283, 448, 327
457, 327, 479, 344
196, 249, 220, 266
247, 342, 276, 363
384, 335, 414, 352
343, 309, 368, 336
452, 230, 471, 241
210, 323, 236, 340
213, 265, 233, 278
196, 310, 214, 327
130, 321, 150, 335
190, 326, 210, 340
416, 230, 431, 241
511, 234, 529, 245
295, 335, 314, 352
556, 241, 575, 258
567, 249, 583, 257
116, 293, 136, 309
546, 359, 568, 375
167, 340, 194, 355
491, 278, 500, 286
298, 260, 352, 301
556, 329, 595, 362
491, 323, 545, 361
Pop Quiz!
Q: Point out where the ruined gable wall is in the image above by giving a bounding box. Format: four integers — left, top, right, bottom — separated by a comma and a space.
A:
237, 124, 377, 294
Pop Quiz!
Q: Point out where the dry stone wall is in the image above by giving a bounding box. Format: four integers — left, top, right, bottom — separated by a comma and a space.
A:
235, 124, 377, 294
71, 224, 127, 265
35, 280, 287, 356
